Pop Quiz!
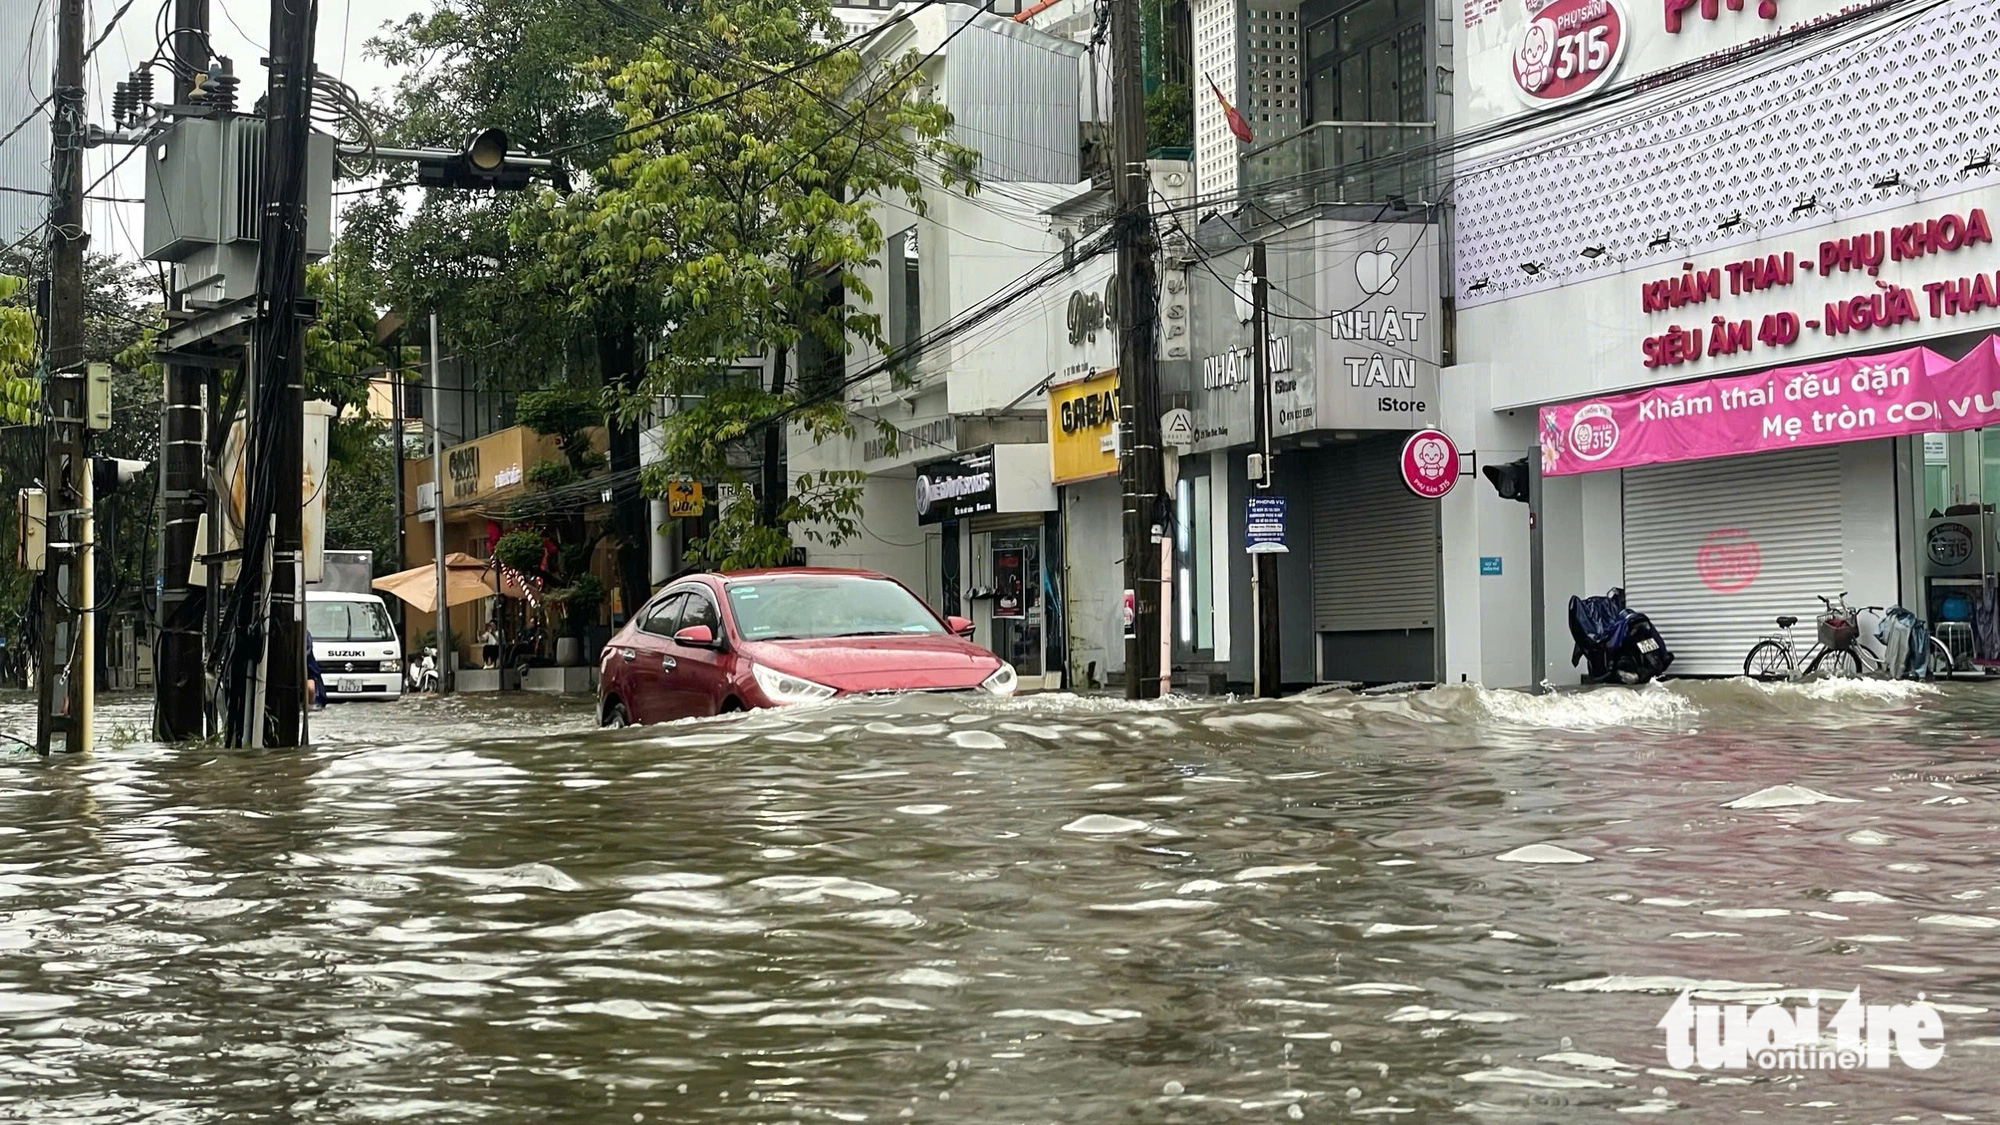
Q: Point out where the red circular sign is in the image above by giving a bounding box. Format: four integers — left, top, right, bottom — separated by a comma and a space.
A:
1697, 528, 1762, 593
1511, 0, 1630, 106
1566, 402, 1620, 462
1401, 429, 1461, 499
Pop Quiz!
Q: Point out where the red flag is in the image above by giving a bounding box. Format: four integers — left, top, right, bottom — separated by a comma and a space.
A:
1209, 77, 1254, 144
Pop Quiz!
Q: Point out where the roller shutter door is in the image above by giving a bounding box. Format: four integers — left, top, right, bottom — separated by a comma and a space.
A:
1622, 447, 1844, 675
1309, 437, 1438, 632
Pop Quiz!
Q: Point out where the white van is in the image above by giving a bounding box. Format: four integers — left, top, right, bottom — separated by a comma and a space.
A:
306, 590, 404, 701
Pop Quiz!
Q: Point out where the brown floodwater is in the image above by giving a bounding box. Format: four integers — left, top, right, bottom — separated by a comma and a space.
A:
1, 679, 1997, 1121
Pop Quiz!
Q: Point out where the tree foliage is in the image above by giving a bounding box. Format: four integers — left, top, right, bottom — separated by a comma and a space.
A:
525, 0, 979, 568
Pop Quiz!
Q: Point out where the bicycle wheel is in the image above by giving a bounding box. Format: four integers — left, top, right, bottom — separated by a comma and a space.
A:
1743, 640, 1794, 681
1928, 635, 1957, 680
1808, 647, 1862, 678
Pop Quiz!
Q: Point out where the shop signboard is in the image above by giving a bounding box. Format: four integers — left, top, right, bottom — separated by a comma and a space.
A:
1185, 220, 1440, 454
1245, 495, 1288, 554
1480, 556, 1504, 575
1047, 370, 1120, 484
665, 479, 704, 518
1463, 0, 1874, 130
1399, 429, 1462, 498
914, 446, 996, 524
1540, 336, 2000, 476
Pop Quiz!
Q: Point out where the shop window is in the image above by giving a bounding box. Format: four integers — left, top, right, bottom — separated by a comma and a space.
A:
1176, 474, 1214, 650
886, 227, 920, 353
1303, 0, 1426, 126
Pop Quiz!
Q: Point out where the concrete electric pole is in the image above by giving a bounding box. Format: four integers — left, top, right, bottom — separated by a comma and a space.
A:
35, 0, 93, 755
1111, 0, 1164, 699
1250, 240, 1280, 698
153, 0, 211, 741
227, 0, 317, 747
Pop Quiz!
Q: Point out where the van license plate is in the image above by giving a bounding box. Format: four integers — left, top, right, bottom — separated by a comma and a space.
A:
1636, 639, 1659, 654
338, 679, 361, 694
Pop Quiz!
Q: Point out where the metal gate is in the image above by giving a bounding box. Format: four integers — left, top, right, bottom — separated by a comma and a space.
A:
1622, 447, 1845, 675
1308, 436, 1437, 633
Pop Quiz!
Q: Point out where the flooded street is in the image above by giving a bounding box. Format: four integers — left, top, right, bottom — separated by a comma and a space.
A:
3, 682, 1999, 1120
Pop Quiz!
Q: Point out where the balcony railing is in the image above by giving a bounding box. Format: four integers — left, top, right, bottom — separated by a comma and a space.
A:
1241, 121, 1437, 207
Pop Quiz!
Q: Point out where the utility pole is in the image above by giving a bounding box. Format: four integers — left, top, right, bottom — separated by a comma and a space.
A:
430, 312, 452, 693
153, 0, 210, 741
236, 0, 316, 746
36, 0, 92, 754
1111, 0, 1164, 699
1250, 241, 1280, 698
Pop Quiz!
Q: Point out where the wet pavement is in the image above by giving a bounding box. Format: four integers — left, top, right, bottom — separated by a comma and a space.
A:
2, 680, 1998, 1120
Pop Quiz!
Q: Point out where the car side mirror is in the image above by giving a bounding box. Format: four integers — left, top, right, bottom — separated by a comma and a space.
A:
674, 624, 718, 647
946, 615, 975, 639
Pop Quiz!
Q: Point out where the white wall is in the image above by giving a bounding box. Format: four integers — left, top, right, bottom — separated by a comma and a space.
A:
1063, 478, 1123, 684
1439, 362, 1535, 687
1840, 440, 1903, 612
796, 471, 934, 596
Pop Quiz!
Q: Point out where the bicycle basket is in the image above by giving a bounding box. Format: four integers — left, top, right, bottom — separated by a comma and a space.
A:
1818, 612, 1858, 647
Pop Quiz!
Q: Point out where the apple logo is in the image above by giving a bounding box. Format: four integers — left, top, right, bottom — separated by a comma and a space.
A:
1232, 264, 1256, 324
1356, 238, 1399, 297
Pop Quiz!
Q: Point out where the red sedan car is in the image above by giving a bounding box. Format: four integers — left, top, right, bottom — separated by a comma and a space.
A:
598, 568, 1018, 726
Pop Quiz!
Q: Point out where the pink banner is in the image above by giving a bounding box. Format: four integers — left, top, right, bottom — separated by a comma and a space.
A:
1540, 337, 2000, 476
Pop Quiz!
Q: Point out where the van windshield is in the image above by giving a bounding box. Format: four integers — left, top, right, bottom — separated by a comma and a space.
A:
307, 600, 397, 643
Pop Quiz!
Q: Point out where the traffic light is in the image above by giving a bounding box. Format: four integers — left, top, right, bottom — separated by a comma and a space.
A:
93, 458, 150, 497
416, 129, 535, 191
1482, 457, 1531, 503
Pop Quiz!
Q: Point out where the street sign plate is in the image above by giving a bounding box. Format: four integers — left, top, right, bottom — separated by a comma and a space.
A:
1246, 495, 1288, 554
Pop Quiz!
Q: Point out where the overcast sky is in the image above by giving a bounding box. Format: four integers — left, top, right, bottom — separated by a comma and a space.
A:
86, 0, 411, 265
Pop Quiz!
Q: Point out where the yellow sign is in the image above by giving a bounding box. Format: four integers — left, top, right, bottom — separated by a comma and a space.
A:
1047, 369, 1120, 484
666, 479, 705, 518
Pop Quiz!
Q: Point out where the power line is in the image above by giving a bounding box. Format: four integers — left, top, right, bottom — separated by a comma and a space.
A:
543, 0, 957, 161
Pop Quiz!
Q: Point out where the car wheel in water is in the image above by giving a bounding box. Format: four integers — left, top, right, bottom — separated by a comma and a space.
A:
603, 700, 629, 729
1807, 647, 1862, 679
1743, 640, 1793, 681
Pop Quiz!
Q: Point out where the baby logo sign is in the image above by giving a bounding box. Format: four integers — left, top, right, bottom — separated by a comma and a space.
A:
1511, 0, 1629, 106
1400, 429, 1461, 499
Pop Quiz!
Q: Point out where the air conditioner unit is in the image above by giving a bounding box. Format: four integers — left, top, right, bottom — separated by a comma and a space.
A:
142, 114, 335, 304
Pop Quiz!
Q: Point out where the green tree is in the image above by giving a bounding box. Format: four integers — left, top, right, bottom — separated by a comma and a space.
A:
526, 0, 978, 570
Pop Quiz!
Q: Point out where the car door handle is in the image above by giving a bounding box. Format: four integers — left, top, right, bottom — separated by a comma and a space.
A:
661, 655, 677, 671
619, 647, 636, 662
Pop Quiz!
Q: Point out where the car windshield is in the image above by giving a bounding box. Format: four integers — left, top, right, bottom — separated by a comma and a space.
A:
725, 575, 945, 641
307, 600, 397, 643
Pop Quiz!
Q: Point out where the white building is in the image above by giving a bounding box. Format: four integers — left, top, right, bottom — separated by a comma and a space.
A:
788, 5, 1111, 689
1443, 0, 2000, 683
0, 2, 52, 247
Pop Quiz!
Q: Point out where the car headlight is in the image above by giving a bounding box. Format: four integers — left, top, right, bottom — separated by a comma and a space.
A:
381, 660, 401, 673
751, 662, 838, 705
979, 662, 1018, 697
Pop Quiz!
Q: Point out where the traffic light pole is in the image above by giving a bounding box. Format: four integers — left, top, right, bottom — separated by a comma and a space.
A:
37, 0, 92, 755
1528, 445, 1546, 691
1111, 0, 1164, 699
154, 0, 210, 741
1250, 241, 1281, 698
430, 312, 452, 693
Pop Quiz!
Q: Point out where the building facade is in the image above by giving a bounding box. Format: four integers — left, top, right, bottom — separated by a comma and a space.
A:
0, 2, 52, 246
1443, 0, 2000, 683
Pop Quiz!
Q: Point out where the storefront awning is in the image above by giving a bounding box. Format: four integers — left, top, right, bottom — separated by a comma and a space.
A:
1540, 336, 2000, 476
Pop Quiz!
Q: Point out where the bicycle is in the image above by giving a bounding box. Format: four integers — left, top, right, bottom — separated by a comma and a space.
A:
1741, 593, 1955, 681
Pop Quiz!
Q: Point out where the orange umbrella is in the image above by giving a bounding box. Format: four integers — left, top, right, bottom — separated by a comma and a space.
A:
372, 552, 528, 614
